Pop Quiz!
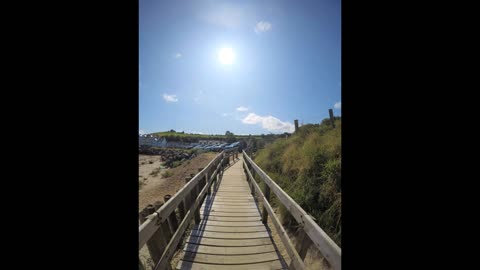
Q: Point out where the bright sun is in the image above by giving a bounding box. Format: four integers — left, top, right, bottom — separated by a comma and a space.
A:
218, 48, 235, 65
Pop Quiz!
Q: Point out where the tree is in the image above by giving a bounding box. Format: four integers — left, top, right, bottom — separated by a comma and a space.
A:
225, 131, 236, 143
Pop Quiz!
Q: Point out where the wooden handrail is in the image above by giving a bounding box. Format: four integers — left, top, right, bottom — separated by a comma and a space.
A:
139, 151, 225, 249
243, 159, 306, 270
243, 150, 341, 270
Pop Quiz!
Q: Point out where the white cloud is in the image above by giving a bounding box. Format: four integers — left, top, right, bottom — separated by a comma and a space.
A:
139, 129, 145, 135
334, 102, 341, 109
174, 53, 182, 58
242, 113, 294, 133
236, 106, 248, 112
254, 21, 272, 34
221, 113, 229, 117
163, 93, 178, 102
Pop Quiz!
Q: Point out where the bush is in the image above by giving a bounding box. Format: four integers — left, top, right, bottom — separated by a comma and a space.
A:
171, 160, 182, 168
162, 170, 173, 178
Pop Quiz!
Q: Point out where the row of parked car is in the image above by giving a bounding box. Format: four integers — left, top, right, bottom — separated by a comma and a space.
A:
192, 141, 240, 151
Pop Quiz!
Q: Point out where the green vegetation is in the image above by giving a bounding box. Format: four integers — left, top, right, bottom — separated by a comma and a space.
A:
254, 118, 341, 246
162, 170, 173, 178
171, 160, 182, 168
149, 167, 161, 177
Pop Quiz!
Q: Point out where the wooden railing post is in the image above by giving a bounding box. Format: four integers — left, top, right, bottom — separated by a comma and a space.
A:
184, 177, 193, 211
178, 200, 186, 221
162, 196, 179, 234
262, 185, 270, 224
295, 228, 314, 261
144, 204, 167, 265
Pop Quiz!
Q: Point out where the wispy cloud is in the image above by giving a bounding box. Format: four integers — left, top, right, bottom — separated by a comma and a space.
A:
163, 93, 178, 102
334, 102, 341, 109
254, 21, 272, 34
174, 53, 182, 58
236, 106, 249, 112
242, 113, 294, 133
139, 129, 145, 135
221, 113, 229, 117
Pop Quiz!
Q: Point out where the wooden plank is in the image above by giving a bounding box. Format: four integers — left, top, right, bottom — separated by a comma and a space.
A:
189, 230, 270, 239
215, 193, 252, 196
200, 215, 261, 222
181, 251, 280, 264
176, 260, 285, 270
198, 220, 264, 227
204, 201, 256, 206
243, 152, 341, 270
200, 207, 260, 213
192, 225, 267, 233
199, 211, 260, 217
185, 235, 274, 247
203, 202, 257, 206
210, 197, 254, 201
183, 243, 275, 255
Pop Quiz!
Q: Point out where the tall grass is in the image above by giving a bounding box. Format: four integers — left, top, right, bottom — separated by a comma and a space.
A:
254, 119, 341, 246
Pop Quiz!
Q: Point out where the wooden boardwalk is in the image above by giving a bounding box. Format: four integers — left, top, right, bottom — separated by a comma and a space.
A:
176, 157, 287, 270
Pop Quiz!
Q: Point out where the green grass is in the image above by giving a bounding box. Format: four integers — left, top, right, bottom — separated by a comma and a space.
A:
161, 170, 173, 178
254, 118, 341, 246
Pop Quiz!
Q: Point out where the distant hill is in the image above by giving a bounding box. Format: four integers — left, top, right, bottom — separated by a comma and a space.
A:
254, 118, 341, 246
147, 131, 286, 143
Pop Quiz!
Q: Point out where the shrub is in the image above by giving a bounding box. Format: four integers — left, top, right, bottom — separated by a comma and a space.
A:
162, 170, 173, 178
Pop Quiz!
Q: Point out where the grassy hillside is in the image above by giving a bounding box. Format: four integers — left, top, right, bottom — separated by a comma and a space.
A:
254, 118, 341, 246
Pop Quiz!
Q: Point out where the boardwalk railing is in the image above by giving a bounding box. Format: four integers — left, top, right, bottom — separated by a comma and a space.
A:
243, 150, 341, 270
139, 147, 239, 270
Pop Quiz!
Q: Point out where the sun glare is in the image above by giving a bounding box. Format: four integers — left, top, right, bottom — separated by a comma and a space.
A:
218, 48, 235, 65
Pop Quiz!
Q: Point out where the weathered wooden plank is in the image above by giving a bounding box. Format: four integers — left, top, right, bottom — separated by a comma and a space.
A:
192, 225, 267, 233
176, 260, 285, 270
198, 220, 264, 227
215, 193, 252, 196
199, 211, 260, 217
206, 196, 252, 200
185, 235, 274, 246
243, 151, 341, 270
189, 230, 270, 239
204, 201, 256, 206
181, 251, 280, 264
200, 215, 261, 222
200, 207, 260, 213
183, 243, 275, 255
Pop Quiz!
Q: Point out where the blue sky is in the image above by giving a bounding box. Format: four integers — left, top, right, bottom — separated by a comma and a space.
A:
140, 0, 341, 135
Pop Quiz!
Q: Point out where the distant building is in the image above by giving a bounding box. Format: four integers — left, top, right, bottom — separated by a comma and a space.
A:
139, 135, 167, 147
